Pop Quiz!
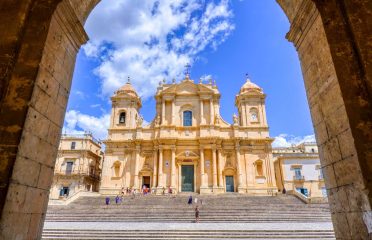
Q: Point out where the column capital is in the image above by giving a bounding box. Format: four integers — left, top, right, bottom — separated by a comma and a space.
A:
170, 145, 176, 152
158, 145, 164, 150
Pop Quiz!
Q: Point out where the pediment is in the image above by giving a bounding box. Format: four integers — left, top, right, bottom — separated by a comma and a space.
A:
176, 150, 199, 159
161, 80, 215, 95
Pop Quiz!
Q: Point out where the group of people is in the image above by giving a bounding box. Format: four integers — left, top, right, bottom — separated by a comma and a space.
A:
105, 195, 123, 205
187, 195, 203, 223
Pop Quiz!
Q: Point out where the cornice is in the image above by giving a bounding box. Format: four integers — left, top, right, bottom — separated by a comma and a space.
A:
286, 0, 318, 50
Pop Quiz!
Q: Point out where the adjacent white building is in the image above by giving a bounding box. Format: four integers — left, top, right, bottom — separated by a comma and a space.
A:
273, 142, 326, 199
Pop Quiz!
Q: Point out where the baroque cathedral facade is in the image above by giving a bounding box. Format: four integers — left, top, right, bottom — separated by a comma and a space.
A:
100, 74, 277, 195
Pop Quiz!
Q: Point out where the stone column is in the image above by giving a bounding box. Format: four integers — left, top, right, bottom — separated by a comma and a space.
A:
200, 147, 205, 187
235, 144, 241, 188
152, 147, 158, 188
212, 147, 218, 188
170, 99, 174, 125
171, 146, 176, 189
209, 98, 214, 125
217, 149, 223, 187
157, 146, 163, 188
200, 99, 204, 124
243, 103, 248, 126
134, 145, 140, 190
162, 99, 166, 125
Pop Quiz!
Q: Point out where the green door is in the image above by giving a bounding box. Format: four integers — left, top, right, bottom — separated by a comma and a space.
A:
225, 176, 234, 192
181, 165, 194, 192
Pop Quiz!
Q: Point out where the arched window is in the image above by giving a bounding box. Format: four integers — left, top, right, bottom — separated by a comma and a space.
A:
255, 160, 263, 176
249, 108, 259, 122
183, 111, 192, 126
119, 112, 126, 124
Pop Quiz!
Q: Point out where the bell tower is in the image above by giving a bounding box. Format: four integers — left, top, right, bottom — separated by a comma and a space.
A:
235, 75, 268, 128
110, 78, 142, 129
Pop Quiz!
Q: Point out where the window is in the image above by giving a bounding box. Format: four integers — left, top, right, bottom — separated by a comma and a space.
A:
294, 167, 302, 180
183, 111, 192, 126
66, 161, 73, 175
71, 142, 76, 150
119, 112, 126, 124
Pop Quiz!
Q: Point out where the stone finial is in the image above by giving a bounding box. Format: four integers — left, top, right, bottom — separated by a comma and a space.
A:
233, 113, 239, 125
209, 77, 213, 84
199, 78, 202, 84
162, 78, 166, 83
172, 78, 176, 83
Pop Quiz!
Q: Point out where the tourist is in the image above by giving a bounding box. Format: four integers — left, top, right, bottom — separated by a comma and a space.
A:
115, 195, 120, 204
195, 206, 200, 223
105, 197, 110, 205
282, 188, 286, 194
194, 197, 198, 204
168, 187, 173, 195
121, 187, 125, 196
162, 187, 165, 195
188, 195, 193, 205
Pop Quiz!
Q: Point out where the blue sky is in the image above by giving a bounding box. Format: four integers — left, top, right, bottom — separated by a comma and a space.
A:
64, 0, 315, 147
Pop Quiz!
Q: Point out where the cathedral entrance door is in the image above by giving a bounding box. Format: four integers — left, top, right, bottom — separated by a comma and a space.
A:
181, 165, 194, 192
142, 176, 150, 188
226, 176, 234, 192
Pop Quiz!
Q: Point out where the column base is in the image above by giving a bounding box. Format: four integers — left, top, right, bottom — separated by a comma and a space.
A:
199, 186, 212, 194
212, 186, 225, 194
237, 186, 247, 193
156, 187, 166, 195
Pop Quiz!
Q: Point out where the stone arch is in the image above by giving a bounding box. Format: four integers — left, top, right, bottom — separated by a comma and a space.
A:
0, 0, 370, 239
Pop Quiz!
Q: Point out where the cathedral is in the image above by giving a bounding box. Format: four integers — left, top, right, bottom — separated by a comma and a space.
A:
100, 74, 277, 195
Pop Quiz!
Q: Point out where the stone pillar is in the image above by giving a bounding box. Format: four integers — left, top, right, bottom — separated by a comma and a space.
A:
170, 99, 174, 125
152, 147, 158, 188
200, 147, 205, 187
212, 147, 217, 188
217, 149, 223, 187
209, 98, 214, 125
157, 147, 163, 188
235, 144, 241, 189
171, 146, 176, 189
200, 99, 204, 124
133, 145, 140, 190
162, 99, 165, 125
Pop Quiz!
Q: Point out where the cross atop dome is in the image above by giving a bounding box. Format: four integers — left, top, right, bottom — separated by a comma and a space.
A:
184, 63, 191, 79
245, 73, 251, 82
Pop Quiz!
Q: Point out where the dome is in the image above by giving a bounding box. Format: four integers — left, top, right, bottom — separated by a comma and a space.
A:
239, 77, 263, 94
116, 78, 139, 98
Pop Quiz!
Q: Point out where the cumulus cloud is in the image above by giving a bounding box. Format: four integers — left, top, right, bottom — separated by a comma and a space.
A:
83, 0, 235, 99
272, 134, 316, 148
62, 110, 110, 140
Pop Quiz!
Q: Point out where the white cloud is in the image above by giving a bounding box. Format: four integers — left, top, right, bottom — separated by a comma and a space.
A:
62, 110, 110, 140
272, 134, 316, 148
83, 0, 235, 100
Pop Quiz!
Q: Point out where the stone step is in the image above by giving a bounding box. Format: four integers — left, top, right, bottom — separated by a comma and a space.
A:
42, 230, 335, 239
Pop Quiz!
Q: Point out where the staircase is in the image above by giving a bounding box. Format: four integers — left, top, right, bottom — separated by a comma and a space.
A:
42, 194, 335, 239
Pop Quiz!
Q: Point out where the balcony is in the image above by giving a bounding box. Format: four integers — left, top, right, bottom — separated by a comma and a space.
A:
54, 170, 101, 180
293, 175, 305, 181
